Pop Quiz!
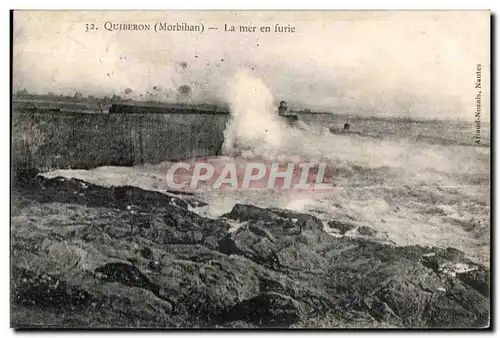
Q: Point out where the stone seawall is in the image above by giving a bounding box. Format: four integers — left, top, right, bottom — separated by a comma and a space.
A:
12, 110, 229, 172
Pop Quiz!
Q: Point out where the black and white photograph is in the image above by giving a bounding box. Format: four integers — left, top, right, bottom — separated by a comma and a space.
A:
10, 10, 491, 329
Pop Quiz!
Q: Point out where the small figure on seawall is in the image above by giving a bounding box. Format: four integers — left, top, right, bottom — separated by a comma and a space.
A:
278, 100, 298, 125
330, 120, 352, 135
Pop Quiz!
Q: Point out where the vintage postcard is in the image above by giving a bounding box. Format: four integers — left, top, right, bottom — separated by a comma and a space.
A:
11, 10, 491, 329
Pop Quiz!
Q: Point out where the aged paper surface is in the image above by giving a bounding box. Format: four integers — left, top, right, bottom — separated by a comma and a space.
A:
11, 10, 490, 328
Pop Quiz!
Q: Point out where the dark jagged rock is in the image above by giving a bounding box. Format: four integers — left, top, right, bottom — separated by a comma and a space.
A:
328, 220, 356, 234
140, 247, 153, 259
357, 226, 377, 237
14, 175, 195, 210
136, 209, 230, 249
148, 260, 162, 271
12, 267, 94, 310
297, 214, 324, 232
258, 276, 286, 293
222, 203, 278, 222
95, 262, 159, 292
216, 292, 303, 327
421, 247, 471, 274
13, 167, 39, 186
456, 265, 490, 297
94, 262, 175, 313
11, 177, 491, 328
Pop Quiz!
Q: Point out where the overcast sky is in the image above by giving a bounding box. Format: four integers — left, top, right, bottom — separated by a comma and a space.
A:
13, 10, 490, 120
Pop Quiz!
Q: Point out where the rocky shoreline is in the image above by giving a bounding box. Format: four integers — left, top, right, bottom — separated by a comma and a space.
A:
11, 175, 490, 328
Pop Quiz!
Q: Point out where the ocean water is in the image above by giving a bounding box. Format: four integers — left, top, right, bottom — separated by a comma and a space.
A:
43, 71, 491, 265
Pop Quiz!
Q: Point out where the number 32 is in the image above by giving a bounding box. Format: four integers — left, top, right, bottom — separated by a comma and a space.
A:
85, 23, 95, 32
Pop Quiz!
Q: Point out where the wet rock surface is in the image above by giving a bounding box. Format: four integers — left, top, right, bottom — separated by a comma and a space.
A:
11, 176, 490, 328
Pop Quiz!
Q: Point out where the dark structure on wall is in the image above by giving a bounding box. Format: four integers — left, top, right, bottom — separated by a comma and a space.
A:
278, 100, 298, 124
